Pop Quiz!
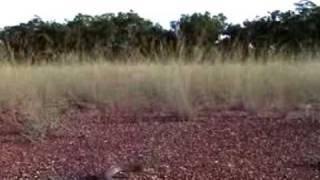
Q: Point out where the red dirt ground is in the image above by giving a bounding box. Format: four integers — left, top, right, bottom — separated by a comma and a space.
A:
1, 103, 320, 179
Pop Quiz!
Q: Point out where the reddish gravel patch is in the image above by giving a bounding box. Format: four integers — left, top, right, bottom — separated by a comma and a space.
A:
0, 104, 320, 179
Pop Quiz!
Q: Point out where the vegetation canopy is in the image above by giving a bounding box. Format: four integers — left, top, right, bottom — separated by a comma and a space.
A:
0, 1, 320, 63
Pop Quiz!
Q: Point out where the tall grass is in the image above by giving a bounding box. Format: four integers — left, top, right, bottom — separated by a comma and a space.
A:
1, 59, 320, 110
1, 56, 320, 139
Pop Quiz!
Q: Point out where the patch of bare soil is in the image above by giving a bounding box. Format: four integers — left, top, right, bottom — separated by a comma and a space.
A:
1, 103, 320, 179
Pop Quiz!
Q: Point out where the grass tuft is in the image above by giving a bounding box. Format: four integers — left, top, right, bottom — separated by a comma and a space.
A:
1, 56, 320, 139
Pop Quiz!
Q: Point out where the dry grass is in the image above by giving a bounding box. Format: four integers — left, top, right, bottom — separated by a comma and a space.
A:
1, 59, 320, 109
1, 57, 320, 138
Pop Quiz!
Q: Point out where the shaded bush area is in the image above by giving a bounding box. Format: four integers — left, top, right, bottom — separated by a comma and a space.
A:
0, 12, 179, 63
0, 0, 320, 63
221, 0, 320, 60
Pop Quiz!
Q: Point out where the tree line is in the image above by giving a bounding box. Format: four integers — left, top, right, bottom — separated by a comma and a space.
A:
0, 0, 319, 63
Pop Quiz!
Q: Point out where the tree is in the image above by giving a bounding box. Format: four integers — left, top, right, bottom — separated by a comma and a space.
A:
176, 12, 227, 47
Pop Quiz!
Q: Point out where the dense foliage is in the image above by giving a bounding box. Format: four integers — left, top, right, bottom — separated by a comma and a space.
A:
0, 0, 319, 63
222, 0, 320, 59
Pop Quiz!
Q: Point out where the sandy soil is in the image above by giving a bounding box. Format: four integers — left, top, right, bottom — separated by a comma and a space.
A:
0, 103, 320, 179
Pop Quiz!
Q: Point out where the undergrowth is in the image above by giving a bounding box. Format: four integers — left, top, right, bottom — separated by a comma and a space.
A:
1, 55, 320, 140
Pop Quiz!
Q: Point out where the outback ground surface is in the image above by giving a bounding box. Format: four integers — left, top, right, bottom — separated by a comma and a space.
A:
1, 103, 320, 179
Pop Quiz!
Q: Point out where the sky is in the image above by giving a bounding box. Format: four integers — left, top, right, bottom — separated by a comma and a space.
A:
0, 0, 319, 29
